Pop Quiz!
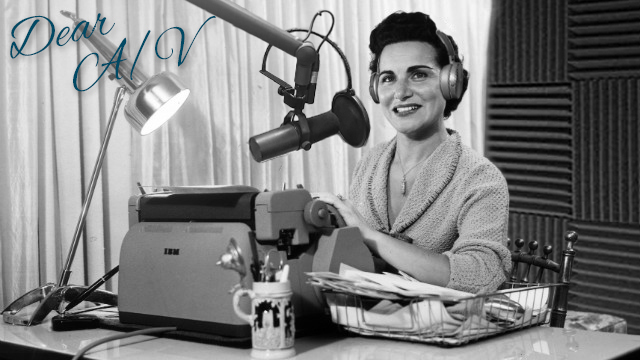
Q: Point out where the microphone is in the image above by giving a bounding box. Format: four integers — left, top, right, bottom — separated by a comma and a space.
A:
184, 1, 369, 161
249, 90, 369, 162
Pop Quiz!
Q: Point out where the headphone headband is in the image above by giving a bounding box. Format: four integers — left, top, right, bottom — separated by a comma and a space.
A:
436, 29, 458, 65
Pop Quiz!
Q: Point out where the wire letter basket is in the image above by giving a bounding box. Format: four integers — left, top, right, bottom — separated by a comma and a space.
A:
319, 281, 558, 346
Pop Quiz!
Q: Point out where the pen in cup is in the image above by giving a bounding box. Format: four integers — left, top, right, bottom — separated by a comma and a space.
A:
278, 264, 289, 283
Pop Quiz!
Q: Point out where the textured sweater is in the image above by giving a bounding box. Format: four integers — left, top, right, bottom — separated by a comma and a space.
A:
349, 129, 512, 294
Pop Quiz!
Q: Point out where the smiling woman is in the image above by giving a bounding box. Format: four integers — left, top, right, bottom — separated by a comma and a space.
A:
315, 11, 510, 294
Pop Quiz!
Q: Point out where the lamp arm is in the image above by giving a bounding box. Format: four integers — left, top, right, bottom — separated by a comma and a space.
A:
58, 86, 127, 287
185, 0, 317, 89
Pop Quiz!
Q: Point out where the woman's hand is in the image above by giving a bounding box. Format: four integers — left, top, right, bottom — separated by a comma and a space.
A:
312, 192, 374, 238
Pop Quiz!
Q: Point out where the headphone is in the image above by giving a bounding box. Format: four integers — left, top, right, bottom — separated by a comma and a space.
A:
369, 29, 464, 104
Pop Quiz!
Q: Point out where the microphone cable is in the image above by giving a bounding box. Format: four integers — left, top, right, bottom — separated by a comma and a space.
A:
71, 326, 177, 360
260, 11, 355, 94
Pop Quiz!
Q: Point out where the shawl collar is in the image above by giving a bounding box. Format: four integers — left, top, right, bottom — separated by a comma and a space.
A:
365, 129, 462, 235
366, 140, 394, 232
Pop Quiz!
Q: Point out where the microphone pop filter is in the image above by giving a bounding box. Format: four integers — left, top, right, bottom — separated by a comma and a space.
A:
332, 91, 369, 148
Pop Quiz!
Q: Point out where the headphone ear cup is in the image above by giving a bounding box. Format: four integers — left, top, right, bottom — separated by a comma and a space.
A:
369, 73, 380, 104
439, 62, 464, 101
439, 64, 453, 100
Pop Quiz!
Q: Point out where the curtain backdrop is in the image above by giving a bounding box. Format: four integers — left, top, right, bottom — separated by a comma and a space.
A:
0, 0, 492, 307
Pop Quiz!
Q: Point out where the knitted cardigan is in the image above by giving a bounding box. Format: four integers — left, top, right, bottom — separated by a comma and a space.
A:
349, 129, 512, 294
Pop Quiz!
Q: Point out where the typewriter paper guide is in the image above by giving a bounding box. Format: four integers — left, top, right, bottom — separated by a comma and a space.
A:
166, 185, 261, 194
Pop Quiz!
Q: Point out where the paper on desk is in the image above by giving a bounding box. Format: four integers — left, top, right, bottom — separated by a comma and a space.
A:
308, 265, 477, 335
306, 271, 403, 300
338, 264, 474, 300
498, 286, 549, 314
329, 298, 463, 334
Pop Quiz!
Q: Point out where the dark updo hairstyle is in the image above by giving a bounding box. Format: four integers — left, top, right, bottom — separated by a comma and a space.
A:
369, 11, 469, 118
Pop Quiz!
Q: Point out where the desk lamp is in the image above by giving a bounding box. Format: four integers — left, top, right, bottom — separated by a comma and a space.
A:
2, 11, 190, 326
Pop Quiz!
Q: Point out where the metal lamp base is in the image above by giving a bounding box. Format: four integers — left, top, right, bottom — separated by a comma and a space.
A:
2, 284, 117, 326
2, 87, 127, 327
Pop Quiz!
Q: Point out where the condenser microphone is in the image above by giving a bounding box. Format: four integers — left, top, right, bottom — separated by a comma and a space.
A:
249, 90, 370, 162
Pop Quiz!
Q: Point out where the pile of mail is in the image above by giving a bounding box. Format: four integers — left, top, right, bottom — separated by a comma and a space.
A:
307, 265, 551, 345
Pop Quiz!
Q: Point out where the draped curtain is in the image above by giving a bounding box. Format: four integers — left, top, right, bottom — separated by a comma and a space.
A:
0, 0, 492, 306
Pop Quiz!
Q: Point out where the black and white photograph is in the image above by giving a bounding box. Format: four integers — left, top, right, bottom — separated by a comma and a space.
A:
1, 0, 639, 359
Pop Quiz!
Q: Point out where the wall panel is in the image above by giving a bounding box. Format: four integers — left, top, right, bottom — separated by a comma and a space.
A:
488, 0, 640, 334
486, 85, 573, 216
573, 79, 640, 223
489, 0, 567, 84
568, 0, 640, 79
568, 221, 640, 334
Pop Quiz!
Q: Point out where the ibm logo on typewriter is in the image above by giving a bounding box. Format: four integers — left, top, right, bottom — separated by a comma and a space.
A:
164, 248, 180, 255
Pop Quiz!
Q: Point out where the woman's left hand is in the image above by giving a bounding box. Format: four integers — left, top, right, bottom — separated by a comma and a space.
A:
312, 192, 374, 237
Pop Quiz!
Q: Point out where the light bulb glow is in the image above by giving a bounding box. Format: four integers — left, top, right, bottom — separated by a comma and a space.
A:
140, 89, 190, 135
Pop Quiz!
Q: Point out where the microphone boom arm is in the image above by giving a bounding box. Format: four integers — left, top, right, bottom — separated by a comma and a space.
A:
186, 0, 317, 108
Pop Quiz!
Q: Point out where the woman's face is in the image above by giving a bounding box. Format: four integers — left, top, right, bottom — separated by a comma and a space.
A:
377, 41, 447, 139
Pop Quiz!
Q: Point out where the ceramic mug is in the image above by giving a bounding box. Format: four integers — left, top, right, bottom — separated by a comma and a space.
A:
233, 281, 295, 359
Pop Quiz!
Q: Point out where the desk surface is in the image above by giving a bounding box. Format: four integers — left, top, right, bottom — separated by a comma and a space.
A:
1, 319, 640, 360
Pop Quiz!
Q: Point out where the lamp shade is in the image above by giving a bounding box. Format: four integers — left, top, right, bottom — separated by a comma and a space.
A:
124, 71, 191, 135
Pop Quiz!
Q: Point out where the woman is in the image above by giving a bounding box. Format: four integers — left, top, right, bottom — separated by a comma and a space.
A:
316, 12, 511, 294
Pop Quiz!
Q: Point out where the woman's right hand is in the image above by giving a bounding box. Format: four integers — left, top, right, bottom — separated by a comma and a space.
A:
312, 192, 375, 238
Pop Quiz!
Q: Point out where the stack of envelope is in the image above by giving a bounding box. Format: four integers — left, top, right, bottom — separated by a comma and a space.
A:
307, 264, 473, 300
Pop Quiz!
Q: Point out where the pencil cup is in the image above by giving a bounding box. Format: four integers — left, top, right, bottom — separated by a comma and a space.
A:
233, 281, 295, 359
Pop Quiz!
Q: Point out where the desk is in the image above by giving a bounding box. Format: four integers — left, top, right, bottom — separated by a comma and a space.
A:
2, 319, 640, 360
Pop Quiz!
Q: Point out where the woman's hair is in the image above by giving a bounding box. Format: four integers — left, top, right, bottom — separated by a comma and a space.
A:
369, 11, 469, 118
